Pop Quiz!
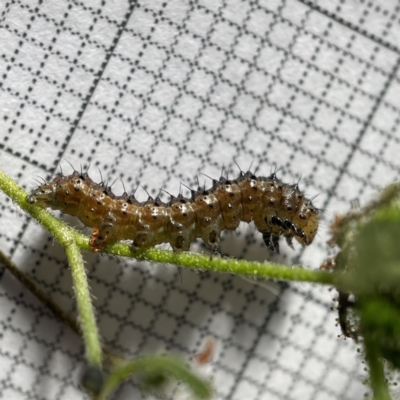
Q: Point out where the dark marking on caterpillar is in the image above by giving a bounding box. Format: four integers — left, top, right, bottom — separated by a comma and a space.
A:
27, 168, 319, 254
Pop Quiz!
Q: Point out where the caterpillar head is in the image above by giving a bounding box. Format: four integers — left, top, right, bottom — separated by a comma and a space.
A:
26, 173, 81, 210
294, 204, 319, 246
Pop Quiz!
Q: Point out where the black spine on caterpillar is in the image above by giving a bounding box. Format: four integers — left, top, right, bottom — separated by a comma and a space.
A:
27, 170, 319, 254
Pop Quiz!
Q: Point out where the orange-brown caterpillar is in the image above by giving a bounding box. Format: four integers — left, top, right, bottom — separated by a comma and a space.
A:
27, 168, 319, 254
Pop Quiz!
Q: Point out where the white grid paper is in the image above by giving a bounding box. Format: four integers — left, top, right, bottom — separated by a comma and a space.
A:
1, 1, 400, 399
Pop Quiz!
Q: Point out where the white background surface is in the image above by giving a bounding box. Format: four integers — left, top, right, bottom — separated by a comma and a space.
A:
1, 0, 400, 399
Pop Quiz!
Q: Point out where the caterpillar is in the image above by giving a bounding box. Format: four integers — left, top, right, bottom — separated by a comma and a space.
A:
27, 168, 319, 254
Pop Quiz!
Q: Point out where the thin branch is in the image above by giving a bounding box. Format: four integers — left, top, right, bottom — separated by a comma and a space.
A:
64, 241, 102, 367
0, 169, 102, 368
97, 242, 336, 285
0, 169, 337, 287
0, 249, 123, 370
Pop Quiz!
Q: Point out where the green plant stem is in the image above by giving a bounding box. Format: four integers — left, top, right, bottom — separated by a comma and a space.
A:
102, 243, 335, 285
64, 242, 102, 367
0, 169, 337, 286
364, 336, 391, 400
0, 249, 128, 370
98, 355, 212, 399
0, 250, 209, 400
0, 169, 102, 368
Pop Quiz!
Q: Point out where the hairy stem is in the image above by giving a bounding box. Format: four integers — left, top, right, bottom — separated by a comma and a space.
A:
101, 243, 335, 285
0, 169, 102, 367
0, 169, 336, 286
64, 242, 102, 367
0, 250, 128, 369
